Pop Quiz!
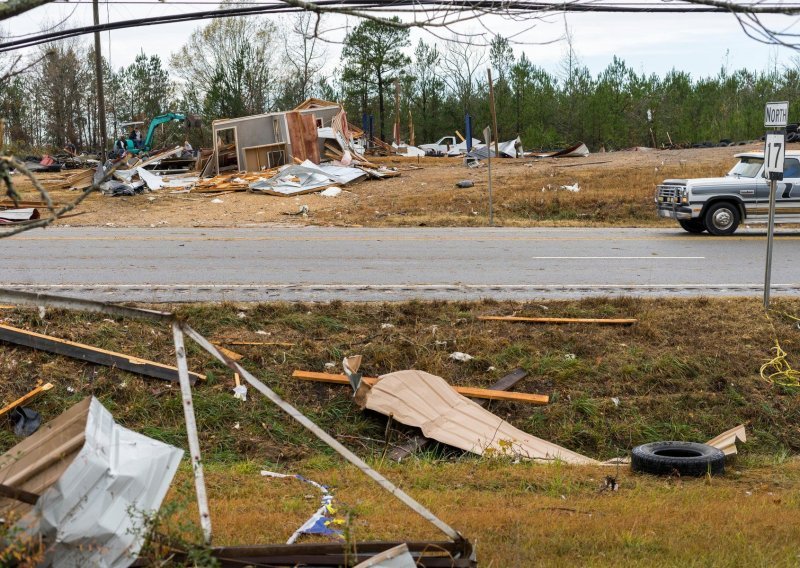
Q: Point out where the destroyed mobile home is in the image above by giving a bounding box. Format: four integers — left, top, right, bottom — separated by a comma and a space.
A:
0, 288, 753, 567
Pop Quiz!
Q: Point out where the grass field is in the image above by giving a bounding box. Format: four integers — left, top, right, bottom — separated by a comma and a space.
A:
2, 296, 800, 565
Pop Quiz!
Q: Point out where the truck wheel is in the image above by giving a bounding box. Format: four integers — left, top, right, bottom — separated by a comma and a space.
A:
631, 441, 725, 476
678, 219, 706, 234
704, 202, 740, 235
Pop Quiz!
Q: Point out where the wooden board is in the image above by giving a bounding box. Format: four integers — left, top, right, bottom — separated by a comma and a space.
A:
478, 316, 637, 325
286, 111, 320, 164
292, 370, 547, 404
0, 323, 205, 384
0, 382, 53, 418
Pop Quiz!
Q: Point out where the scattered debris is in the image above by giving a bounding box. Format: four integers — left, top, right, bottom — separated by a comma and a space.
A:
449, 352, 473, 362
529, 142, 590, 158
283, 204, 310, 217
291, 370, 549, 404
390, 368, 529, 462
250, 161, 366, 197
705, 424, 747, 456
345, 362, 589, 463
455, 180, 474, 188
0, 382, 54, 435
560, 183, 581, 192
320, 186, 343, 197
233, 372, 248, 401
353, 543, 416, 568
0, 397, 183, 567
261, 470, 343, 543
0, 323, 205, 383
0, 208, 40, 223
11, 406, 42, 437
211, 198, 224, 204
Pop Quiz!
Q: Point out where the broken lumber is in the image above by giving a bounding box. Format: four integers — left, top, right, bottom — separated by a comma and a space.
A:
0, 382, 53, 418
390, 368, 528, 461
291, 370, 548, 404
212, 344, 244, 362
0, 323, 205, 384
478, 316, 637, 325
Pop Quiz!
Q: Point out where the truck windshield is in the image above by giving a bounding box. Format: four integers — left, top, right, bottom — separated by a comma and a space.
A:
728, 157, 763, 178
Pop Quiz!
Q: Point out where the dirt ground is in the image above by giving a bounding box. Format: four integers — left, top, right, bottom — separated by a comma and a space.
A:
14, 144, 762, 228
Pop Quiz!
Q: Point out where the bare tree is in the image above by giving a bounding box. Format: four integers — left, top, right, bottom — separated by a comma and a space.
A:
281, 12, 326, 103
441, 36, 488, 113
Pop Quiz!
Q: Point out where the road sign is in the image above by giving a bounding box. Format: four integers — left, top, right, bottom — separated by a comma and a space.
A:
765, 101, 789, 127
764, 131, 785, 181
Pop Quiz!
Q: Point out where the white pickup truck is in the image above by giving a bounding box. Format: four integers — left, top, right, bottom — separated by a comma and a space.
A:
656, 150, 800, 235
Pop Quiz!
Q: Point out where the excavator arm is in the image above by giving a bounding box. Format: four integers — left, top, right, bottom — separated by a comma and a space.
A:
142, 113, 186, 151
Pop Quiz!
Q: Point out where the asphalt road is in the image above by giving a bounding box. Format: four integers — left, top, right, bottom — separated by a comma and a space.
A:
3, 227, 800, 302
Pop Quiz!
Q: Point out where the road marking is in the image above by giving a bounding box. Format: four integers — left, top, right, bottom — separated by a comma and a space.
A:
531, 256, 705, 260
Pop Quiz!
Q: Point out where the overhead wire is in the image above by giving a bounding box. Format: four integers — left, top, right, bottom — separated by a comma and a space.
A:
4, 0, 800, 51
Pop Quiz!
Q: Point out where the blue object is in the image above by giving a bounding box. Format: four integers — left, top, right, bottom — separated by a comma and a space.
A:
465, 113, 473, 151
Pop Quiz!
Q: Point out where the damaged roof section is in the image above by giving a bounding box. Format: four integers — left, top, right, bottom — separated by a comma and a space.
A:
1, 397, 183, 568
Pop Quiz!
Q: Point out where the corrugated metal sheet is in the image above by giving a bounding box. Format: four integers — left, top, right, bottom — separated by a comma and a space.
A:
1, 397, 183, 568
364, 370, 596, 464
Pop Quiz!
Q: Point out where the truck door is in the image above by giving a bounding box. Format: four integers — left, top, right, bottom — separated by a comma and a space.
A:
777, 158, 800, 220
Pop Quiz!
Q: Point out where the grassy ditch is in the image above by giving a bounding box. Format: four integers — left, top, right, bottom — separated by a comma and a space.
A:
2, 297, 800, 564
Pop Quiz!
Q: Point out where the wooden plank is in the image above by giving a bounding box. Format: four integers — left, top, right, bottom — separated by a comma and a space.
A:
389, 367, 529, 461
212, 344, 243, 362
0, 382, 53, 418
0, 323, 205, 384
286, 111, 308, 163
291, 370, 547, 404
301, 113, 320, 164
478, 316, 637, 325
0, 483, 39, 505
220, 341, 295, 347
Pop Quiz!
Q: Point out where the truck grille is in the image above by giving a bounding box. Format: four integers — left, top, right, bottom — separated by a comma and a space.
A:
656, 185, 683, 203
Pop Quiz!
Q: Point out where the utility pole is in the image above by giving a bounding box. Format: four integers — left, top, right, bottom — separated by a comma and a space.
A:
393, 78, 401, 146
93, 0, 107, 156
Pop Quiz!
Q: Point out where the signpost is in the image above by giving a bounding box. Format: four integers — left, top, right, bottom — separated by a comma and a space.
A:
763, 101, 788, 309
483, 126, 493, 226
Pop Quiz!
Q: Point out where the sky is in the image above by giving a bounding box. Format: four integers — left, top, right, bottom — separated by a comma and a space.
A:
2, 0, 798, 79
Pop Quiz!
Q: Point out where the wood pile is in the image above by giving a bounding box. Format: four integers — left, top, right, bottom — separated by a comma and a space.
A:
44, 168, 94, 190
191, 170, 279, 193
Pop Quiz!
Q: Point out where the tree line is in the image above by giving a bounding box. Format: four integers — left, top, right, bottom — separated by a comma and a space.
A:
2, 14, 800, 154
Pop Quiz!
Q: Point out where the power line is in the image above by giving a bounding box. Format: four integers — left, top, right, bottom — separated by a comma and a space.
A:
3, 0, 800, 52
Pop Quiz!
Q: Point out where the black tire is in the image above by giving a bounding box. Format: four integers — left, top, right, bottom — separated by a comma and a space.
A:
631, 441, 725, 476
678, 219, 705, 234
704, 201, 740, 235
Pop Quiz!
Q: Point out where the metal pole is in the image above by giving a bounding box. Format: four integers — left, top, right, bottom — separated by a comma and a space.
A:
487, 68, 499, 157
487, 149, 493, 226
172, 323, 212, 544
764, 177, 778, 308
92, 0, 108, 156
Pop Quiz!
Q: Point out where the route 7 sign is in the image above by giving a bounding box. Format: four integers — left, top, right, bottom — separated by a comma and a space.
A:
764, 131, 785, 181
